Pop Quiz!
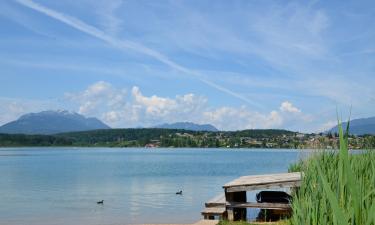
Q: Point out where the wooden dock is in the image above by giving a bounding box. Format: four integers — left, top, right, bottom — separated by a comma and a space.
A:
202, 172, 302, 221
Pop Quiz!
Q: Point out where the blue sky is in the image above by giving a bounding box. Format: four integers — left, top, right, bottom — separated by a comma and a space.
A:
0, 0, 374, 132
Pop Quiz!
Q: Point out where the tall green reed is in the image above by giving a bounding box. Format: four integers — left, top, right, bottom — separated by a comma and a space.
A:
289, 120, 375, 225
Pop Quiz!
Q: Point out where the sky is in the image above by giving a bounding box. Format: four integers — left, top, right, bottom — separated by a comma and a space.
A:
0, 0, 374, 132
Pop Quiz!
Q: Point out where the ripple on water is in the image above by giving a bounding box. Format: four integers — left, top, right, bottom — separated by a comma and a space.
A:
0, 147, 305, 225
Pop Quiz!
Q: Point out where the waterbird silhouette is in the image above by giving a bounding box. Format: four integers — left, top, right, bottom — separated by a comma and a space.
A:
97, 200, 104, 204
176, 190, 183, 195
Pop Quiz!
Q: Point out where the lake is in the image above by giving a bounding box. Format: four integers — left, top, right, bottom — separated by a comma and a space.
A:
0, 148, 308, 225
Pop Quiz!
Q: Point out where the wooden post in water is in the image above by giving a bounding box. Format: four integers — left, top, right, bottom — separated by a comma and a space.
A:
225, 190, 247, 221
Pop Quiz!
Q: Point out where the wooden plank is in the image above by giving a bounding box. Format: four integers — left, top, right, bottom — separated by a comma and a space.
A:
226, 180, 301, 192
205, 193, 226, 207
223, 172, 301, 187
227, 201, 291, 210
201, 207, 226, 215
223, 172, 302, 192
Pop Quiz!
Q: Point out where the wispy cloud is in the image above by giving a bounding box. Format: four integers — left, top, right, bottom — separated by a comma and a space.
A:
0, 1, 57, 39
15, 0, 262, 108
95, 0, 123, 35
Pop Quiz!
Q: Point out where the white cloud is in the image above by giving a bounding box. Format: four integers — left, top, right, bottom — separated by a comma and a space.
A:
318, 120, 337, 133
199, 101, 315, 131
65, 81, 126, 116
103, 110, 120, 123
202, 107, 283, 130
65, 81, 208, 128
280, 101, 301, 113
269, 110, 284, 127
126, 86, 208, 126
131, 86, 208, 119
0, 81, 324, 132
132, 86, 176, 116
65, 82, 312, 131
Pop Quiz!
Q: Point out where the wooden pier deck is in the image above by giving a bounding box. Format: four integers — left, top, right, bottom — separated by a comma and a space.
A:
223, 172, 302, 192
204, 193, 226, 207
201, 193, 226, 219
202, 172, 302, 221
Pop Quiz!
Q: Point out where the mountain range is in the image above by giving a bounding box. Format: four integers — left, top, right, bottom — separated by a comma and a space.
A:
328, 116, 375, 135
154, 122, 218, 131
1, 110, 374, 135
0, 110, 110, 135
0, 111, 219, 134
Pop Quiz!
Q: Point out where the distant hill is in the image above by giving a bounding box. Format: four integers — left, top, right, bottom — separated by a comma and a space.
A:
0, 110, 110, 135
154, 122, 218, 131
328, 117, 375, 135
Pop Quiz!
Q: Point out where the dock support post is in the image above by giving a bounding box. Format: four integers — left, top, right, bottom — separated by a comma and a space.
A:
227, 208, 234, 221
225, 190, 247, 221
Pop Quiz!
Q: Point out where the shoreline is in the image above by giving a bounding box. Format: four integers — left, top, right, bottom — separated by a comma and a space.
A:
137, 220, 219, 225
0, 145, 351, 150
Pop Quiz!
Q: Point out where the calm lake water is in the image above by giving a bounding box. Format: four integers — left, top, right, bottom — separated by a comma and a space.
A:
0, 148, 308, 225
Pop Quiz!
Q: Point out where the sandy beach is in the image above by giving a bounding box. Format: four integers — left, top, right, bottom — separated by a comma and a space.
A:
139, 220, 219, 225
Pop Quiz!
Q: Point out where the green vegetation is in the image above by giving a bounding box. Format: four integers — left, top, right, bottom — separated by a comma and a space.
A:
0, 128, 375, 148
56, 128, 299, 148
288, 121, 375, 225
219, 120, 374, 225
0, 133, 73, 146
